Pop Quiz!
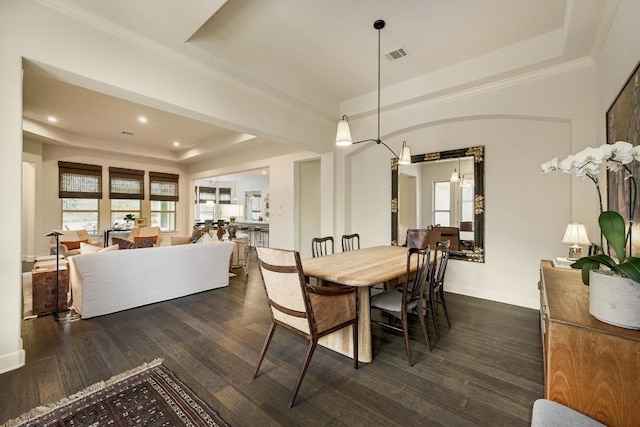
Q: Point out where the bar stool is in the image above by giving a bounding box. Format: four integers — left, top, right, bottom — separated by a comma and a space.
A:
246, 226, 256, 247
254, 227, 264, 247
260, 228, 269, 247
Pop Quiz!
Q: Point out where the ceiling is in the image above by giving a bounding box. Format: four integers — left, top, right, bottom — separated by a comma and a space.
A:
22, 0, 618, 165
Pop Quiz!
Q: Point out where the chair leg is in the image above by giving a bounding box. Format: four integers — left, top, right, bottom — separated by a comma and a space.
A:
290, 339, 318, 408
429, 288, 440, 339
253, 323, 276, 379
440, 290, 451, 329
401, 310, 412, 367
417, 302, 432, 351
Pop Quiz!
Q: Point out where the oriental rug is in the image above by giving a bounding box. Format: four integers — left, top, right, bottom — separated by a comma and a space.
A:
4, 359, 229, 427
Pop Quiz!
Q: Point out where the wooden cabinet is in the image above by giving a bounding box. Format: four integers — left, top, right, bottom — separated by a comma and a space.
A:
539, 260, 640, 426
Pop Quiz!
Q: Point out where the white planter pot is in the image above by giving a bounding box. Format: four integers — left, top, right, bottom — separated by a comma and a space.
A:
589, 270, 640, 330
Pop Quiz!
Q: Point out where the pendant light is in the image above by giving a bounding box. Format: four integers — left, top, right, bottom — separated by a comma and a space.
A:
335, 19, 411, 165
450, 158, 461, 182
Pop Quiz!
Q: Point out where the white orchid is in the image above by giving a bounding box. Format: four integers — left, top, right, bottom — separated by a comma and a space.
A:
557, 155, 575, 174
541, 157, 558, 173
610, 140, 634, 164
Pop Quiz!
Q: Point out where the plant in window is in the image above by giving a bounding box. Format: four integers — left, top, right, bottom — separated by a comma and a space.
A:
123, 213, 135, 225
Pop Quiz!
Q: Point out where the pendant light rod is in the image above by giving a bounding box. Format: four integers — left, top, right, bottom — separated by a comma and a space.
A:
335, 19, 412, 165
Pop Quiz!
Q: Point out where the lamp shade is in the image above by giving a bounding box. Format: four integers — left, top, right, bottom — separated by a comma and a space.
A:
561, 223, 591, 245
398, 141, 411, 165
450, 170, 460, 183
335, 115, 353, 146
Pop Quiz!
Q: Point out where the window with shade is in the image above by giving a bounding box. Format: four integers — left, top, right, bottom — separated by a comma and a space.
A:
149, 172, 179, 231
197, 186, 216, 221
109, 167, 144, 226
58, 161, 102, 233
433, 181, 451, 226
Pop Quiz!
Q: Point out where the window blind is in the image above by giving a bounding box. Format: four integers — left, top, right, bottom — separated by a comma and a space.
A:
109, 167, 144, 199
149, 171, 179, 202
58, 161, 102, 199
198, 186, 216, 203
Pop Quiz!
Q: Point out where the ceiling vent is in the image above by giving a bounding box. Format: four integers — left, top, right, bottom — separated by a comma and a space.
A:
385, 48, 407, 61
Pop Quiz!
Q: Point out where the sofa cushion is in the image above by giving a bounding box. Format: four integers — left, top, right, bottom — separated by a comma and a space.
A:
134, 238, 155, 248
112, 237, 136, 250
80, 242, 120, 255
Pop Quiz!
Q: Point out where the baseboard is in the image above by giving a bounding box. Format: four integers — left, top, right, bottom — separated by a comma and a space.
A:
446, 283, 540, 310
0, 338, 25, 374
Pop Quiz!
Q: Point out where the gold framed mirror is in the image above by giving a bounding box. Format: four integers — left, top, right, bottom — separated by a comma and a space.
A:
391, 145, 485, 262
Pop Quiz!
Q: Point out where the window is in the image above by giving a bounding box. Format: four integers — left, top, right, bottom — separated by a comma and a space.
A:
433, 181, 451, 226
461, 178, 475, 222
151, 200, 176, 231
149, 172, 179, 231
62, 199, 99, 234
59, 161, 102, 233
111, 199, 141, 227
196, 186, 215, 221
109, 167, 144, 227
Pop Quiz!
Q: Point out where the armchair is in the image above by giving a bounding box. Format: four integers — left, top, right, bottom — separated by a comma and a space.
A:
254, 247, 359, 407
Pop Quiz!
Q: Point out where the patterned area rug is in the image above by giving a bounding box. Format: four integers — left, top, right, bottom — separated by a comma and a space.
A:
5, 359, 230, 427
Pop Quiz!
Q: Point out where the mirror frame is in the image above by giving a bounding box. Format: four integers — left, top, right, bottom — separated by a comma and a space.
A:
391, 145, 485, 262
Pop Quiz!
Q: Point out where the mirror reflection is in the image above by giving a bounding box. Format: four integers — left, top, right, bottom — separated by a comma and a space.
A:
392, 146, 484, 262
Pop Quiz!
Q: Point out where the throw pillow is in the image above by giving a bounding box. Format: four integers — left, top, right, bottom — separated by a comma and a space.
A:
195, 232, 212, 244
80, 242, 102, 255
101, 244, 120, 252
134, 235, 157, 245
112, 237, 135, 250
207, 230, 220, 242
190, 229, 206, 244
134, 238, 155, 248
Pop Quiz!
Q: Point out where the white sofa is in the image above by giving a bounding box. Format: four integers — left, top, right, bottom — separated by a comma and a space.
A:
68, 241, 235, 318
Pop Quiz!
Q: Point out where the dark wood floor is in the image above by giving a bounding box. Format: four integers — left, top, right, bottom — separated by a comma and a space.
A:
3, 254, 543, 426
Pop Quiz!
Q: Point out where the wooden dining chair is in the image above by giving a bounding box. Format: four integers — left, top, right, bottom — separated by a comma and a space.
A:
431, 226, 460, 251
254, 247, 359, 407
405, 228, 440, 250
370, 247, 432, 366
341, 233, 360, 252
312, 236, 334, 257
428, 240, 452, 338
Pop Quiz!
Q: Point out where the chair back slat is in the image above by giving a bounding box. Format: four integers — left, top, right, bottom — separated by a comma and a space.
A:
402, 247, 431, 304
312, 236, 334, 257
341, 233, 360, 252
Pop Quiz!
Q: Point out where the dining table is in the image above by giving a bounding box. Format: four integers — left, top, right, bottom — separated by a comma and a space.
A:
302, 245, 421, 363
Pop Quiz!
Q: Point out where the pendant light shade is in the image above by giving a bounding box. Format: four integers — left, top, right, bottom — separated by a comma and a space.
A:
336, 115, 353, 146
398, 141, 411, 165
450, 170, 460, 182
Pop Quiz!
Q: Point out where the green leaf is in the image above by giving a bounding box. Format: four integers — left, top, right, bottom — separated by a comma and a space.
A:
571, 254, 618, 271
618, 258, 640, 283
573, 259, 601, 285
599, 211, 627, 261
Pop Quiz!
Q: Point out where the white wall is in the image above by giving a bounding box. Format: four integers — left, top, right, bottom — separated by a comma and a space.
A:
342, 64, 596, 309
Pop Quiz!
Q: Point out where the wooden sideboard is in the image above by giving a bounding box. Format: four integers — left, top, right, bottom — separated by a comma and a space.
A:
539, 260, 640, 426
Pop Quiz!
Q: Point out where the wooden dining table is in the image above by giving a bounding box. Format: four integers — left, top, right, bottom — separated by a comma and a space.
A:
302, 245, 418, 363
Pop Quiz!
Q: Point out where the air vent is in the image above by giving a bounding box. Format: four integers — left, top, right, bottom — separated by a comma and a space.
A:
385, 48, 407, 61
121, 131, 134, 136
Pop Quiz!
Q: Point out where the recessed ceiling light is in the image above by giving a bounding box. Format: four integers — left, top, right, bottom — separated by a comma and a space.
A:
173, 141, 180, 147
138, 116, 147, 123
47, 116, 57, 123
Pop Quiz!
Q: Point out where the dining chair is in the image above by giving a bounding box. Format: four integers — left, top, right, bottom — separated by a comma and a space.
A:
341, 233, 360, 252
428, 240, 452, 338
405, 228, 440, 250
431, 226, 460, 251
370, 247, 432, 366
254, 247, 359, 407
312, 236, 334, 257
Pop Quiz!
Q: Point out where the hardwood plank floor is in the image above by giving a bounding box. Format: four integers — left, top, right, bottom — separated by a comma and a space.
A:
2, 253, 543, 426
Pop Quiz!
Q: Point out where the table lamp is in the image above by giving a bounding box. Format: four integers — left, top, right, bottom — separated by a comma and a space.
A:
562, 223, 591, 260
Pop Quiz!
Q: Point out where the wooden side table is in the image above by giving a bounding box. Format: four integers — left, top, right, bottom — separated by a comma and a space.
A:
32, 265, 69, 315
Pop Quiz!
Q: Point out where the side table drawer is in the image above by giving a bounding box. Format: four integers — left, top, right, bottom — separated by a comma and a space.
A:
32, 267, 69, 315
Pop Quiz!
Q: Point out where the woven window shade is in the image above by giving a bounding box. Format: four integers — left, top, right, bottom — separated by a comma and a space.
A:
198, 186, 216, 203
149, 171, 179, 202
58, 161, 102, 199
109, 167, 144, 199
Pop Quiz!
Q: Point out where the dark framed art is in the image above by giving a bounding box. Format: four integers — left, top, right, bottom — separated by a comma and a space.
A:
607, 59, 640, 256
